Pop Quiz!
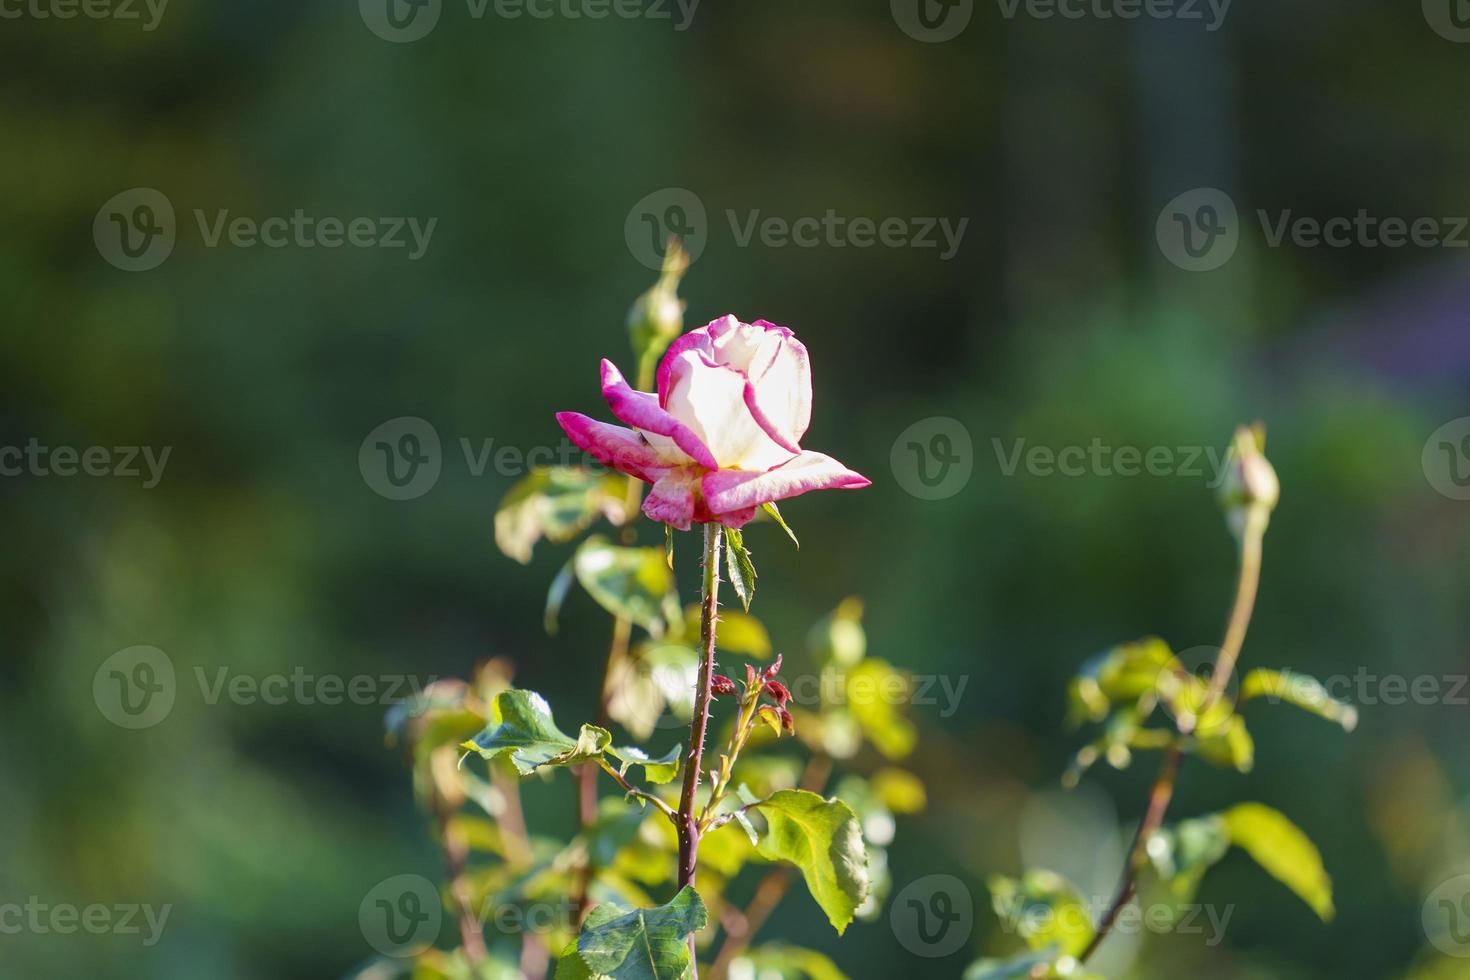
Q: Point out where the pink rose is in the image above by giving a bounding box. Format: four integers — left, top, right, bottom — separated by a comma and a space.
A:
556, 315, 870, 530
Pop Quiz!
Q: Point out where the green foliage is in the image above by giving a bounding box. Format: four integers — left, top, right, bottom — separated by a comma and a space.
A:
1222, 803, 1336, 921
1238, 669, 1359, 731
462, 690, 610, 776
987, 869, 1095, 960
753, 790, 870, 935
760, 502, 800, 549
723, 527, 757, 612
571, 537, 679, 635
496, 468, 629, 565
554, 886, 707, 980
607, 744, 682, 786
735, 943, 847, 979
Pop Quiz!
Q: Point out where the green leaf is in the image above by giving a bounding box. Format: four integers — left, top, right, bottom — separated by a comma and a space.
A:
724, 527, 757, 612
554, 885, 707, 980
807, 598, 866, 668
663, 523, 674, 569
574, 537, 678, 634
681, 606, 772, 659
1066, 637, 1179, 727
736, 943, 846, 980
843, 659, 918, 760
462, 690, 610, 776
545, 558, 577, 635
1145, 813, 1231, 903
607, 744, 682, 785
1193, 715, 1255, 773
1238, 669, 1358, 732
871, 768, 927, 815
987, 869, 1095, 958
962, 949, 1071, 980
760, 502, 800, 548
495, 467, 628, 564
1222, 802, 1335, 921
753, 789, 870, 934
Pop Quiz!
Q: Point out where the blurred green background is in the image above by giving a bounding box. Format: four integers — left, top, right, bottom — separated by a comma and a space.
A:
4, 1, 1470, 977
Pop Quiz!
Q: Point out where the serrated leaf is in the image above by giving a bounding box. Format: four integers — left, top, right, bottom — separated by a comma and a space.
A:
608, 744, 682, 785
760, 502, 800, 548
1222, 803, 1335, 921
1238, 669, 1358, 732
574, 537, 678, 634
754, 789, 870, 934
987, 869, 1095, 958
463, 690, 610, 776
724, 527, 757, 612
555, 885, 707, 980
495, 467, 627, 564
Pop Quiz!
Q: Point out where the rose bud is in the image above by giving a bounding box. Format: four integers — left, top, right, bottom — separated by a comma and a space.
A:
711, 674, 738, 697
1217, 424, 1280, 538
764, 679, 791, 706
778, 707, 796, 735
764, 653, 784, 679
745, 663, 760, 689
555, 316, 870, 532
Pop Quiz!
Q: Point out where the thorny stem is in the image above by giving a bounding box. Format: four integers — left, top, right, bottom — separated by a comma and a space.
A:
707, 755, 833, 980
676, 522, 724, 977
1078, 508, 1267, 966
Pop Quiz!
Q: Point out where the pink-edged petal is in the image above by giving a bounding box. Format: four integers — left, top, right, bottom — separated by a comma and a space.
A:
655, 317, 726, 405
599, 359, 718, 470
663, 349, 795, 472
555, 412, 664, 483
747, 320, 811, 445
702, 450, 871, 514
642, 469, 699, 531
712, 506, 757, 529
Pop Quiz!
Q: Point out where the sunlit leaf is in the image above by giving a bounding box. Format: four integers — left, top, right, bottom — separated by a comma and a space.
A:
1223, 802, 1335, 921
574, 537, 678, 634
554, 885, 707, 980
844, 659, 917, 760
754, 789, 870, 934
807, 598, 866, 668
462, 690, 610, 776
1238, 669, 1358, 732
607, 743, 682, 785
680, 606, 771, 659
871, 767, 927, 815
735, 943, 846, 980
495, 467, 627, 564
724, 527, 757, 612
1066, 637, 1178, 727
987, 869, 1095, 958
760, 502, 800, 548
1192, 715, 1255, 773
